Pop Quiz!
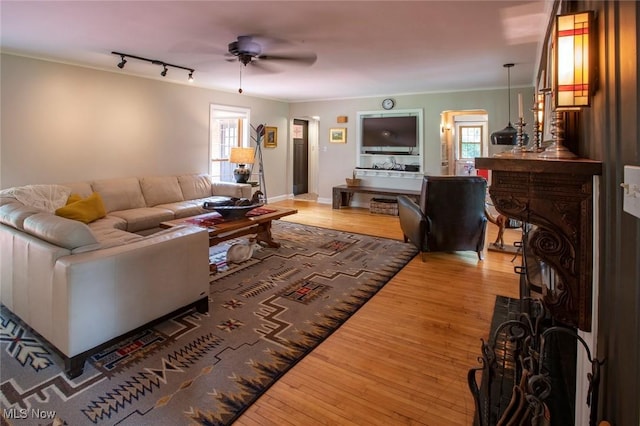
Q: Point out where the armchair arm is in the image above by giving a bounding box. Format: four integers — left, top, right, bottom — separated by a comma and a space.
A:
397, 195, 427, 251
211, 182, 251, 199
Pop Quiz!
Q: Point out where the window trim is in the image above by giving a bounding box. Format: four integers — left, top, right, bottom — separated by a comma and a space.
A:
209, 104, 251, 181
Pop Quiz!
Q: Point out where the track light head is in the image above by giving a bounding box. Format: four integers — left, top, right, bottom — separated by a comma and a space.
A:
188, 71, 194, 82
117, 56, 127, 69
161, 65, 168, 77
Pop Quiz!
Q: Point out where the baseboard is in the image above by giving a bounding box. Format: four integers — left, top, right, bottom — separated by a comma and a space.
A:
267, 194, 289, 203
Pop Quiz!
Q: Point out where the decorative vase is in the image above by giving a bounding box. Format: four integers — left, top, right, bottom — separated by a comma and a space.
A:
233, 165, 251, 183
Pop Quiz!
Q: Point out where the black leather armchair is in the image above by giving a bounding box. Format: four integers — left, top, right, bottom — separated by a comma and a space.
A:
398, 175, 487, 261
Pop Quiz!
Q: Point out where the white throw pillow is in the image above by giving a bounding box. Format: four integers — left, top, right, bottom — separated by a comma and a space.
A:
1, 184, 71, 212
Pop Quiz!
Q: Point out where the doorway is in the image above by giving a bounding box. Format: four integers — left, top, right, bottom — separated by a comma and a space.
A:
292, 119, 309, 195
441, 111, 488, 176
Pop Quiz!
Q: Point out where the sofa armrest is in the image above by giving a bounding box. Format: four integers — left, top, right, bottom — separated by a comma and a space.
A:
51, 226, 210, 357
398, 195, 427, 251
212, 181, 252, 199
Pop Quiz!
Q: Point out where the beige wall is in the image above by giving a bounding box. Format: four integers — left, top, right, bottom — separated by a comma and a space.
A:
0, 54, 290, 196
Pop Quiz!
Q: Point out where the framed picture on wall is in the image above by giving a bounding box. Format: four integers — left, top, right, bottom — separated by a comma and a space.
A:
264, 126, 277, 148
329, 128, 347, 143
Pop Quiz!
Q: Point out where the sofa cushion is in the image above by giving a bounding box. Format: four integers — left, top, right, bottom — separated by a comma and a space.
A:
55, 192, 107, 224
71, 226, 145, 254
154, 200, 204, 219
140, 176, 184, 207
212, 181, 251, 198
0, 197, 17, 207
108, 207, 174, 232
0, 184, 71, 212
63, 182, 94, 199
90, 227, 143, 245
89, 215, 128, 231
92, 177, 146, 212
177, 174, 213, 200
23, 213, 98, 250
0, 203, 41, 230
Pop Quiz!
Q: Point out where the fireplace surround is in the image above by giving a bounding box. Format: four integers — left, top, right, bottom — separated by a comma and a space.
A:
475, 156, 602, 332
470, 156, 604, 425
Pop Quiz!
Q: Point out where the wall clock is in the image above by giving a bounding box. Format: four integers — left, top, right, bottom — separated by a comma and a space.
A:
382, 98, 395, 110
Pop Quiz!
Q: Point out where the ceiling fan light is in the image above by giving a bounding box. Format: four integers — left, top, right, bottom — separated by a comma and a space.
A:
236, 36, 261, 55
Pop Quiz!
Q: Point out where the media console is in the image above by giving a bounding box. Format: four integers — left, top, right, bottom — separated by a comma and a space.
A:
363, 150, 415, 155
332, 184, 420, 209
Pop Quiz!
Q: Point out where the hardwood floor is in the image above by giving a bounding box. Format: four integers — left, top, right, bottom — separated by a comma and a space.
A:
235, 199, 521, 425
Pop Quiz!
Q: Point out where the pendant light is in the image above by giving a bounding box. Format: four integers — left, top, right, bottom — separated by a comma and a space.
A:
491, 63, 518, 145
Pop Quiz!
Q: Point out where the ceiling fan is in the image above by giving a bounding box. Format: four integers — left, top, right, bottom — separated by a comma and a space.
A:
226, 35, 317, 92
227, 35, 317, 67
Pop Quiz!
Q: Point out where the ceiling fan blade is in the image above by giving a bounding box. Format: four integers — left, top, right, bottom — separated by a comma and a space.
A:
257, 52, 317, 66
247, 60, 279, 74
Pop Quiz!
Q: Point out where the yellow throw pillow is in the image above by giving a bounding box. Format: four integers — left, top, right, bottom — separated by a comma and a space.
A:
66, 193, 83, 205
55, 192, 106, 224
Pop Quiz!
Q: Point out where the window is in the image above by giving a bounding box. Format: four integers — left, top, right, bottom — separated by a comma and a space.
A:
458, 125, 482, 160
210, 105, 250, 182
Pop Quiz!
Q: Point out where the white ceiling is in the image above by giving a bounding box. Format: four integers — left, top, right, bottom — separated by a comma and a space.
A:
0, 1, 550, 102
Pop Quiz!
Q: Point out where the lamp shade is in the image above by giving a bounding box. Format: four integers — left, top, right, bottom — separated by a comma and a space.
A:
555, 11, 593, 109
229, 147, 255, 165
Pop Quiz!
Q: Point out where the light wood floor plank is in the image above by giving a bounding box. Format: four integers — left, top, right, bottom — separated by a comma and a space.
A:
234, 200, 521, 425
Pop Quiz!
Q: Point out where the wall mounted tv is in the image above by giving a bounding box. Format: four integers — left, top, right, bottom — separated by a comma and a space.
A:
361, 116, 418, 148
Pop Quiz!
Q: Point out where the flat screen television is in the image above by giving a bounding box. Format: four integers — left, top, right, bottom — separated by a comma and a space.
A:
362, 116, 418, 148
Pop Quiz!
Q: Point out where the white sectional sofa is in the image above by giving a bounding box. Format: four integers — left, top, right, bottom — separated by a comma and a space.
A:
0, 173, 251, 378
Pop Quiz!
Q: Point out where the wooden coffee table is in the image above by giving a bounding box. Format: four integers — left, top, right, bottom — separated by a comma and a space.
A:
160, 206, 297, 248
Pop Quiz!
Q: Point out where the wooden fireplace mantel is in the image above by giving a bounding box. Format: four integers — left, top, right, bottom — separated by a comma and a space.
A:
475, 156, 602, 331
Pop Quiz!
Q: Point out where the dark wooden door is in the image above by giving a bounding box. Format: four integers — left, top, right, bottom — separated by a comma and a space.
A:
293, 119, 308, 195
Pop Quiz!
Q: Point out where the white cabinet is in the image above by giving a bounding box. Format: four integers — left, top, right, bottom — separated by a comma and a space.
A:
354, 109, 424, 182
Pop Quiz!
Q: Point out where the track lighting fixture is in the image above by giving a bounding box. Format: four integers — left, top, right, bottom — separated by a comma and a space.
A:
111, 51, 194, 82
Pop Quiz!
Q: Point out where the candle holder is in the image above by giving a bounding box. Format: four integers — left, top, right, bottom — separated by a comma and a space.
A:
530, 92, 546, 153
509, 117, 528, 155
539, 109, 578, 159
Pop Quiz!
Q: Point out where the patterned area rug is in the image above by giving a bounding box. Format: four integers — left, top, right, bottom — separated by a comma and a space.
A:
0, 221, 417, 425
